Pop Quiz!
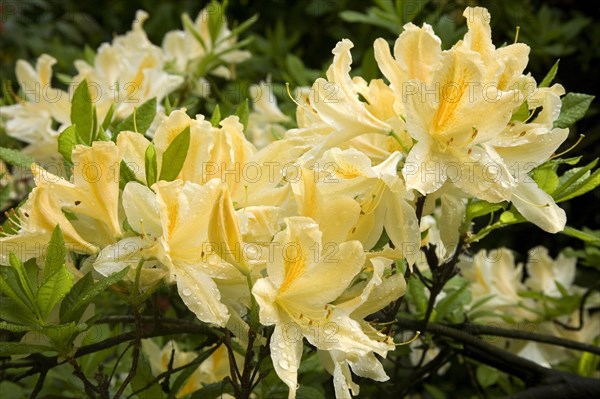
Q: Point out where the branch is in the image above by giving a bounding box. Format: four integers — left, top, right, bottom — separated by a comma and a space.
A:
459, 321, 600, 356
397, 317, 600, 395
502, 377, 600, 399
67, 357, 99, 398
1, 318, 219, 379
113, 305, 143, 399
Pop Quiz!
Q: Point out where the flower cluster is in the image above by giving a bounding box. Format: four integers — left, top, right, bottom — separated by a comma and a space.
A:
0, 4, 249, 165
1, 5, 596, 399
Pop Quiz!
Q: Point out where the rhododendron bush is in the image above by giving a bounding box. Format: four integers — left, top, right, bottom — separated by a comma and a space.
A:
0, 2, 598, 398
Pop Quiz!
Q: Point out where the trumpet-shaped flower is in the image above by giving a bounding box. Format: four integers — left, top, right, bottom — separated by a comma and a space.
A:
247, 80, 291, 149
311, 148, 420, 264
0, 55, 71, 164
459, 248, 534, 322
252, 217, 393, 398
299, 40, 392, 163
162, 6, 251, 82
1, 141, 122, 263
318, 257, 406, 398
74, 11, 183, 121
121, 179, 246, 326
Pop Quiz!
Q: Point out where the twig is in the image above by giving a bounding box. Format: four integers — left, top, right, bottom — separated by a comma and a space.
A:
396, 346, 455, 397
29, 367, 48, 399
108, 343, 132, 386
554, 282, 600, 331
67, 357, 99, 398
126, 346, 218, 399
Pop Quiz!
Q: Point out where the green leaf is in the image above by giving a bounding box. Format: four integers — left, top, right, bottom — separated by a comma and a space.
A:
145, 143, 158, 187
60, 272, 93, 324
101, 102, 115, 131
0, 266, 37, 318
435, 283, 471, 322
532, 165, 560, 194
24, 259, 39, 294
476, 364, 499, 388
182, 13, 208, 52
0, 147, 34, 168
207, 0, 226, 44
190, 382, 234, 399
297, 385, 326, 399
286, 54, 309, 86
546, 156, 582, 167
556, 168, 600, 203
131, 352, 166, 399
91, 106, 98, 141
43, 225, 66, 282
8, 253, 37, 312
511, 101, 529, 122
159, 126, 190, 182
58, 124, 82, 162
119, 160, 143, 190
539, 59, 560, 88
71, 80, 94, 144
83, 45, 96, 65
0, 320, 33, 333
499, 209, 522, 224
466, 200, 506, 221
560, 226, 600, 243
339, 10, 397, 33
210, 104, 221, 127
371, 229, 390, 252
60, 267, 130, 324
0, 381, 26, 398
37, 265, 73, 320
114, 97, 157, 136
0, 297, 38, 327
218, 13, 257, 45
406, 276, 427, 315
96, 126, 111, 141
235, 99, 250, 130
553, 158, 599, 202
554, 93, 595, 128
423, 383, 446, 399
43, 322, 85, 349
0, 342, 56, 356
164, 95, 172, 116
578, 351, 600, 377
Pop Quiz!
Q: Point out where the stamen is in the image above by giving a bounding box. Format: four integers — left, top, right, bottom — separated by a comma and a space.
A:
550, 134, 585, 160
360, 180, 386, 215
286, 82, 310, 112
396, 330, 421, 346
139, 218, 146, 238
133, 106, 138, 133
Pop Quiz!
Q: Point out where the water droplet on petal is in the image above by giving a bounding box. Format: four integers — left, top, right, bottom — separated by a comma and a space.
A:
182, 288, 192, 297
278, 359, 289, 370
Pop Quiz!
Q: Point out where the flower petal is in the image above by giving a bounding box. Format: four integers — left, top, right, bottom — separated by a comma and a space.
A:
511, 179, 566, 233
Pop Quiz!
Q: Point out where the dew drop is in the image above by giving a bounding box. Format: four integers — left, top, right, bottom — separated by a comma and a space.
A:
278, 359, 289, 370
182, 288, 192, 297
